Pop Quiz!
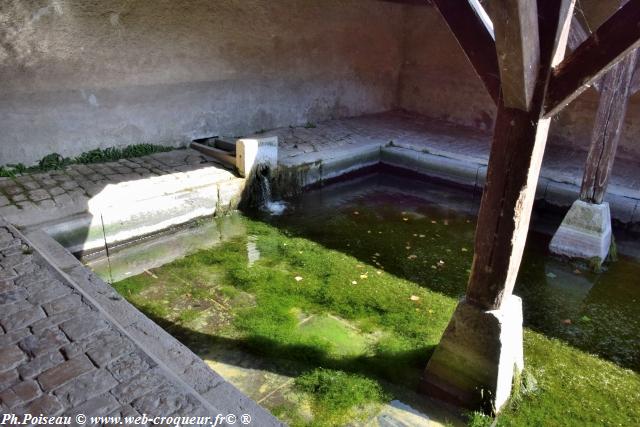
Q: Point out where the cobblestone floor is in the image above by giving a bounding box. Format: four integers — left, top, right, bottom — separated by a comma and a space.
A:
0, 220, 269, 425
0, 149, 235, 228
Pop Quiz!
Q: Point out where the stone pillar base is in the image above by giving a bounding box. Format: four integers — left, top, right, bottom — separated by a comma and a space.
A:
420, 296, 524, 413
549, 200, 611, 263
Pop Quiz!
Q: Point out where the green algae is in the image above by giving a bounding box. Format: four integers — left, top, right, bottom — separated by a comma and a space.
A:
111, 171, 640, 426
295, 368, 390, 426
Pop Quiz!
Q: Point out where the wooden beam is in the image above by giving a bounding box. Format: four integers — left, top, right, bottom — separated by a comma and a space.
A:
487, 0, 540, 111
378, 0, 431, 6
580, 50, 638, 204
568, 16, 602, 91
465, 0, 576, 310
567, 15, 589, 51
632, 63, 640, 94
432, 0, 501, 105
544, 0, 640, 117
422, 0, 577, 410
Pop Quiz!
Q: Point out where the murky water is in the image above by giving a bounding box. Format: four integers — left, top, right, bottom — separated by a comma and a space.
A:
92, 169, 640, 425
263, 171, 640, 371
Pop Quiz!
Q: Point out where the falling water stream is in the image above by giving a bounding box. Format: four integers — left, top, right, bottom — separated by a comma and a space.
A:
257, 168, 287, 216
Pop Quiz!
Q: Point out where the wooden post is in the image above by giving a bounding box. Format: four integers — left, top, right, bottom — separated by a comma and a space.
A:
487, 0, 540, 110
465, 0, 573, 310
424, 0, 640, 412
422, 0, 575, 411
550, 1, 638, 264
580, 50, 638, 204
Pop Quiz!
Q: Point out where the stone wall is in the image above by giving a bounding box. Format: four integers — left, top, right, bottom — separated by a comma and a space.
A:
397, 3, 640, 161
0, 0, 405, 166
2, 0, 638, 167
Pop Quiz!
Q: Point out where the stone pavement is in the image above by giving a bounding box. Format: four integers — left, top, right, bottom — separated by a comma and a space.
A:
0, 149, 245, 255
0, 219, 281, 426
270, 110, 640, 195
0, 149, 239, 230
251, 111, 640, 225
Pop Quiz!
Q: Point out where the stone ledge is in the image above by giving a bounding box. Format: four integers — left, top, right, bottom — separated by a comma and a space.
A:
18, 225, 281, 425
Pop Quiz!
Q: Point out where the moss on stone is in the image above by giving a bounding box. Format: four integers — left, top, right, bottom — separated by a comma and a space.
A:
113, 212, 640, 426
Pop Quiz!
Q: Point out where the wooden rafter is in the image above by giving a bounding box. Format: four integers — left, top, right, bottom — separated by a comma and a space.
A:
487, 0, 540, 111
431, 0, 501, 105
567, 16, 602, 91
567, 15, 589, 51
632, 64, 640, 94
544, 0, 640, 117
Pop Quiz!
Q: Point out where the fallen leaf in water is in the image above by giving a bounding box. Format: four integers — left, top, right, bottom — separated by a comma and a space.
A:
410, 295, 420, 301
294, 276, 303, 282
144, 270, 158, 279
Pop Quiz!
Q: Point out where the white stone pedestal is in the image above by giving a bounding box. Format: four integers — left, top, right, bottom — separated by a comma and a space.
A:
549, 200, 612, 263
421, 296, 524, 413
236, 136, 278, 177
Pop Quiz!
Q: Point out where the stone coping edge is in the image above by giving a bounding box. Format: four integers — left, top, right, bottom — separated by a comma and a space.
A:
286, 145, 640, 225
21, 226, 283, 426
